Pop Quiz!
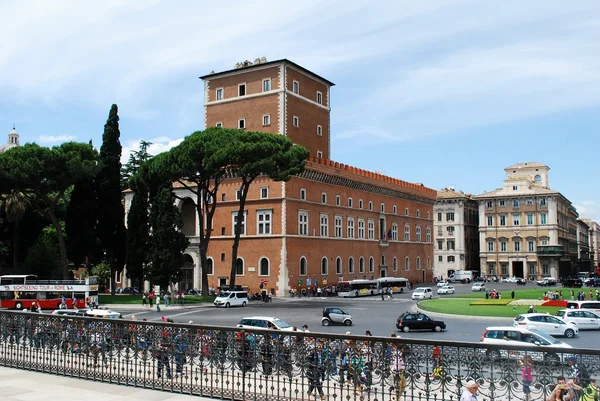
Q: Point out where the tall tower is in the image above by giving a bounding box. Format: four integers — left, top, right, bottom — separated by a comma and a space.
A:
200, 58, 334, 159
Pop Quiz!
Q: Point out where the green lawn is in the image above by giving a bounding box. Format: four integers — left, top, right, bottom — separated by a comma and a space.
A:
453, 287, 567, 300
419, 299, 562, 318
98, 294, 214, 305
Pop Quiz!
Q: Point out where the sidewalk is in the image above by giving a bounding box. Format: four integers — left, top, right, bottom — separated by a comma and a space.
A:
0, 366, 216, 401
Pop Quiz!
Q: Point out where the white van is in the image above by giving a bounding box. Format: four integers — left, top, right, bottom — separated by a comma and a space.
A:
411, 287, 433, 300
84, 309, 122, 319
565, 300, 600, 313
214, 291, 249, 308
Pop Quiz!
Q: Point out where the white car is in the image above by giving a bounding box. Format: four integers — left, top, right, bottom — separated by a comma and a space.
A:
502, 277, 518, 283
236, 316, 295, 331
411, 287, 433, 300
471, 283, 486, 292
437, 285, 455, 295
480, 326, 573, 363
213, 290, 249, 308
555, 309, 600, 330
436, 281, 449, 288
513, 313, 578, 338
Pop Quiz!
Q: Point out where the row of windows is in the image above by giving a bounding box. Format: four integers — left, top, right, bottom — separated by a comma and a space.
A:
300, 211, 432, 241
202, 255, 428, 277
214, 80, 323, 105
487, 262, 550, 276
298, 255, 426, 276
486, 212, 548, 226
217, 116, 325, 136
299, 188, 430, 218
485, 198, 547, 208
485, 239, 546, 253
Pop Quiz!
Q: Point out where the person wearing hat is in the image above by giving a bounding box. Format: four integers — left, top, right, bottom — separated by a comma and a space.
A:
460, 380, 480, 401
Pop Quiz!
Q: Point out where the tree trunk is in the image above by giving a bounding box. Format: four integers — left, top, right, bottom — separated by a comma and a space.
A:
49, 212, 70, 279
230, 181, 251, 290
12, 220, 19, 272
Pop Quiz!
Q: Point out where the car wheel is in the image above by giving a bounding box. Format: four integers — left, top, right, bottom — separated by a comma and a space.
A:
403, 326, 410, 333
344, 319, 352, 326
242, 301, 247, 307
15, 302, 23, 310
322, 318, 330, 326
59, 302, 66, 309
564, 329, 575, 338
434, 325, 443, 332
486, 349, 501, 361
225, 302, 230, 308
544, 353, 560, 364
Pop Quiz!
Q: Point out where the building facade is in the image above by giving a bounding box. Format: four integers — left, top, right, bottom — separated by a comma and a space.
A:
581, 219, 600, 273
576, 219, 592, 274
122, 58, 436, 295
475, 162, 579, 280
433, 188, 480, 279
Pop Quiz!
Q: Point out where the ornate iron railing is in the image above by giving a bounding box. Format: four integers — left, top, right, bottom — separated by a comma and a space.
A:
0, 310, 599, 401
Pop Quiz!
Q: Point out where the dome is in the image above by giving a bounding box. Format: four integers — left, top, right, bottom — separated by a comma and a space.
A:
0, 125, 20, 153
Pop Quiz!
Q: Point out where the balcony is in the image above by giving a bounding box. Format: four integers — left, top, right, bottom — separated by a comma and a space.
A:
537, 245, 564, 257
378, 239, 389, 247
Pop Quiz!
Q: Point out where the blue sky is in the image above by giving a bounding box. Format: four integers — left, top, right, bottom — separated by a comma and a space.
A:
1, 1, 599, 220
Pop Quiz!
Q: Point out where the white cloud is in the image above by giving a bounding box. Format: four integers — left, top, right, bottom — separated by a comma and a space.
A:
37, 134, 76, 143
120, 136, 183, 165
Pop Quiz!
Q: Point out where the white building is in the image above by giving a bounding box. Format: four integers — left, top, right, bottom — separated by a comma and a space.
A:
581, 219, 600, 272
433, 188, 479, 279
475, 162, 578, 280
0, 126, 19, 154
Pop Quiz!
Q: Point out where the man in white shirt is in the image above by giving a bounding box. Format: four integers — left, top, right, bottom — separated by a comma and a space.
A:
460, 380, 480, 401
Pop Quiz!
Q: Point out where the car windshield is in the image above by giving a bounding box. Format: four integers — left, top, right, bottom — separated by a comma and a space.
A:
555, 311, 565, 317
272, 318, 290, 329
529, 329, 563, 345
219, 292, 231, 298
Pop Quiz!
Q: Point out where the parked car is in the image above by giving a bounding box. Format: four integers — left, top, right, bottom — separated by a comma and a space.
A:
321, 307, 353, 326
555, 309, 600, 330
562, 278, 583, 288
480, 326, 573, 362
214, 291, 249, 307
437, 285, 455, 295
502, 277, 518, 283
585, 277, 600, 287
236, 316, 295, 331
516, 278, 527, 285
513, 313, 578, 338
396, 312, 446, 332
537, 277, 557, 287
436, 280, 449, 288
411, 287, 433, 300
187, 289, 201, 295
120, 287, 140, 295
471, 282, 486, 292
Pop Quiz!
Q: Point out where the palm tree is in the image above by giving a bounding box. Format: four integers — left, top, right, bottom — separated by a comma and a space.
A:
1, 190, 29, 271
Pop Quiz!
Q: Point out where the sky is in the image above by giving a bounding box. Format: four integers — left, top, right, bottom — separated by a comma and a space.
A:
1, 1, 599, 221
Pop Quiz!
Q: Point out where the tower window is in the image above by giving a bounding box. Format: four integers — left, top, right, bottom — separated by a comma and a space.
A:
317, 125, 322, 136
216, 88, 223, 100
263, 115, 270, 126
293, 81, 299, 94
262, 79, 271, 92
317, 91, 322, 104
293, 116, 299, 127
238, 84, 246, 96
238, 119, 245, 129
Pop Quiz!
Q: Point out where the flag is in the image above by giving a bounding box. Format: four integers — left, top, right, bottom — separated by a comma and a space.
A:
387, 229, 392, 239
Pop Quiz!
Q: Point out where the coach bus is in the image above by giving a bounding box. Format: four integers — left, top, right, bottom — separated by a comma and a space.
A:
0, 274, 99, 310
376, 277, 409, 293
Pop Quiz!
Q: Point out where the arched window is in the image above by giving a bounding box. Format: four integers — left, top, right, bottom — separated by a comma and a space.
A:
359, 257, 365, 273
206, 257, 214, 275
534, 175, 542, 184
416, 257, 421, 270
369, 257, 374, 273
321, 257, 328, 275
299, 257, 307, 276
393, 257, 398, 272
236, 258, 244, 276
259, 257, 270, 276
336, 257, 342, 275
405, 257, 410, 271
348, 257, 354, 274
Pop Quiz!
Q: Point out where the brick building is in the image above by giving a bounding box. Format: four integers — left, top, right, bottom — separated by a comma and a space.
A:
123, 58, 436, 295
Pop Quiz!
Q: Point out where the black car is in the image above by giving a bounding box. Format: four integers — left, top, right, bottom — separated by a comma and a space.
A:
585, 278, 600, 287
396, 312, 446, 333
563, 278, 583, 288
516, 278, 527, 285
120, 287, 140, 295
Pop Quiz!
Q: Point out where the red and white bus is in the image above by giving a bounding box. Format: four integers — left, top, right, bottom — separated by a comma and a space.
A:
0, 275, 99, 310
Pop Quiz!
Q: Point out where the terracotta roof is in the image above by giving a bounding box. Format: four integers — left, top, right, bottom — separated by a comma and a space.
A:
437, 189, 474, 200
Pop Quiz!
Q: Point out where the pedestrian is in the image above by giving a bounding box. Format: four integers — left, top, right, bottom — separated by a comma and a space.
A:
460, 380, 480, 401
180, 290, 185, 305
381, 288, 385, 301
302, 324, 310, 333
580, 377, 598, 401
268, 291, 273, 303
485, 290, 489, 300
511, 289, 515, 299
148, 291, 154, 306
156, 295, 161, 312
142, 293, 147, 306
387, 288, 394, 300
306, 341, 327, 400
518, 355, 533, 401
61, 295, 66, 308
164, 293, 169, 307
156, 334, 172, 379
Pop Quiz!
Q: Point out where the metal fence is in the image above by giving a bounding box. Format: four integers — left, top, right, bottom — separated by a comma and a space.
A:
0, 310, 599, 401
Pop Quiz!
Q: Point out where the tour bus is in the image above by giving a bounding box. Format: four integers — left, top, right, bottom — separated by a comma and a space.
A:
376, 277, 409, 293
336, 279, 378, 297
0, 274, 99, 310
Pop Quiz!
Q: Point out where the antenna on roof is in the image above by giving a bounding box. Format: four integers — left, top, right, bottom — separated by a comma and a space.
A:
374, 169, 385, 174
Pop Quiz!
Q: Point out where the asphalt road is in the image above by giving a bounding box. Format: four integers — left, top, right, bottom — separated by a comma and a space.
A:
111, 281, 597, 349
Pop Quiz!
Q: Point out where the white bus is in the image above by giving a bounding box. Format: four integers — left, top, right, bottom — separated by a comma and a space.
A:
376, 277, 409, 293
336, 279, 378, 297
